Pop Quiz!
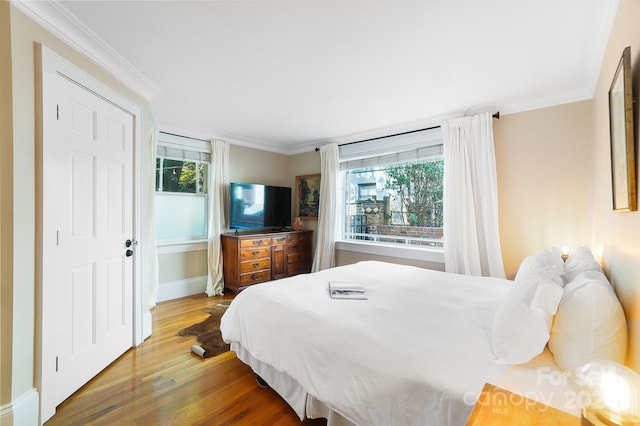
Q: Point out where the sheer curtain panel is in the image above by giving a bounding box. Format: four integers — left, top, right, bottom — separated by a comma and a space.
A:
312, 144, 339, 272
206, 139, 230, 296
146, 128, 160, 307
442, 112, 505, 278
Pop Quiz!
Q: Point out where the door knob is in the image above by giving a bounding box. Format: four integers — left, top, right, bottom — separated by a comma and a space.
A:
125, 239, 138, 248
126, 249, 134, 257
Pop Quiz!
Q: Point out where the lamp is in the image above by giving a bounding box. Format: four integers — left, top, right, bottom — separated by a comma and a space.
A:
574, 360, 640, 425
561, 245, 571, 262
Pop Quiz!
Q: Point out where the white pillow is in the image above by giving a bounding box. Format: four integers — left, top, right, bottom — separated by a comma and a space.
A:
548, 270, 627, 371
563, 246, 602, 283
492, 273, 564, 364
514, 247, 565, 284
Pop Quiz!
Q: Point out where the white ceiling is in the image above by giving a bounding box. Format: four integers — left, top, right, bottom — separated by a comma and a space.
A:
19, 0, 619, 153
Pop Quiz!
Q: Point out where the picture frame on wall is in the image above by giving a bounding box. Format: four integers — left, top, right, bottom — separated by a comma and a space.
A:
295, 174, 321, 220
608, 46, 637, 212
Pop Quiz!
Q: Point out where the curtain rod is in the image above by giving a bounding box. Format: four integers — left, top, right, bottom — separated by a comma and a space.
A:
314, 111, 500, 152
160, 131, 209, 143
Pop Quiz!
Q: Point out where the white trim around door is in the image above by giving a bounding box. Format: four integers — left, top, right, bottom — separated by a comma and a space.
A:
36, 44, 147, 424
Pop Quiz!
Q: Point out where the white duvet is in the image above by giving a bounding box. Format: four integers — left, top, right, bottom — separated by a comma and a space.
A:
221, 261, 570, 425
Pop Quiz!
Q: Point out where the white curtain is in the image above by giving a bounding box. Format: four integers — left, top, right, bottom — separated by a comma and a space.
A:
312, 143, 339, 272
442, 112, 505, 278
145, 128, 160, 308
205, 139, 230, 296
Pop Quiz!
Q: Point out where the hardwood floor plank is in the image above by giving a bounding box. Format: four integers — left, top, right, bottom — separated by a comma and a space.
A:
45, 294, 326, 425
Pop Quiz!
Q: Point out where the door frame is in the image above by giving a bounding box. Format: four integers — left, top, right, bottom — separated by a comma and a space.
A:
36, 44, 145, 423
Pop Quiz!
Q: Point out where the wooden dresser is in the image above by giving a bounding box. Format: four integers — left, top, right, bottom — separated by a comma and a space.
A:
221, 229, 313, 292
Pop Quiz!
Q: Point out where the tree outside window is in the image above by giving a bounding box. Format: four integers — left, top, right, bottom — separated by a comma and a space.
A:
156, 158, 208, 194
344, 158, 443, 247
384, 159, 443, 227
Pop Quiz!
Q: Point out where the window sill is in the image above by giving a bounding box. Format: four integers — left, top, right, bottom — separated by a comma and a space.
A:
156, 239, 208, 254
335, 240, 444, 264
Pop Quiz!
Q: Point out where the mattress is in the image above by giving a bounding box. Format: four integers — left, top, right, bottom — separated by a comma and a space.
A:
221, 261, 579, 425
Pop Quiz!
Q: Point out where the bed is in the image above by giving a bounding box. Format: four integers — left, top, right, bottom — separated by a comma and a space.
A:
220, 248, 628, 425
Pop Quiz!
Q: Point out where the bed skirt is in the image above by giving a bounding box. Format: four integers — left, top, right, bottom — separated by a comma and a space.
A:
232, 342, 355, 426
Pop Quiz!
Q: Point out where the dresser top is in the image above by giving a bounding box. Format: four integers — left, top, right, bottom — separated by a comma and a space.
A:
222, 229, 312, 239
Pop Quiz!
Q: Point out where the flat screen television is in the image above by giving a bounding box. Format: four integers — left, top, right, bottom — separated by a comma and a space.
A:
229, 182, 292, 230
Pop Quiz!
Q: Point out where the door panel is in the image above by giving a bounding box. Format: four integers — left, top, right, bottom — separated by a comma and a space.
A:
71, 153, 96, 237
106, 117, 126, 150
106, 256, 125, 331
106, 160, 125, 232
49, 75, 134, 405
70, 263, 95, 353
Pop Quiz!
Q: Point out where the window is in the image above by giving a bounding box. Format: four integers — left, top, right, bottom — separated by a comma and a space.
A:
340, 127, 444, 249
155, 133, 211, 241
156, 158, 208, 194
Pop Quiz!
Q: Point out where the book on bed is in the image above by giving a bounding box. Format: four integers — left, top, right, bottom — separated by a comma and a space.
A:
328, 281, 367, 299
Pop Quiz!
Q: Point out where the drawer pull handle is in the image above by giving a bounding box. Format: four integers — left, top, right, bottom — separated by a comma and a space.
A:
251, 274, 259, 280
253, 240, 262, 246
277, 238, 285, 242
252, 250, 260, 255
253, 262, 259, 267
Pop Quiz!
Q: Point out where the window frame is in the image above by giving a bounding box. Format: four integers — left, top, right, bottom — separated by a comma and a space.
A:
337, 127, 445, 262
335, 239, 444, 263
155, 132, 211, 251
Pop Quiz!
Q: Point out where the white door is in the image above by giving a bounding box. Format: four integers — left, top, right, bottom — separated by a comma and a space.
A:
45, 74, 134, 405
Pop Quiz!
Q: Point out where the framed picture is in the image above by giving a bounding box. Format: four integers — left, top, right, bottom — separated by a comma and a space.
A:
295, 174, 321, 219
608, 46, 636, 212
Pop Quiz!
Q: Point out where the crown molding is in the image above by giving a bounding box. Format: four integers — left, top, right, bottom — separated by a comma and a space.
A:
295, 110, 467, 155
297, 84, 592, 154
154, 119, 294, 155
498, 86, 593, 116
11, 0, 161, 100
583, 0, 620, 96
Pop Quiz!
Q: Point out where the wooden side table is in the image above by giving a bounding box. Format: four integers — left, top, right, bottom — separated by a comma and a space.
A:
466, 383, 580, 426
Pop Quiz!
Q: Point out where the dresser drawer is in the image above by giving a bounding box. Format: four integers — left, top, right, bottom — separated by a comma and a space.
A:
240, 247, 271, 260
288, 251, 310, 264
240, 238, 271, 248
271, 235, 288, 246
239, 270, 271, 286
240, 258, 271, 273
288, 240, 310, 252
287, 234, 310, 245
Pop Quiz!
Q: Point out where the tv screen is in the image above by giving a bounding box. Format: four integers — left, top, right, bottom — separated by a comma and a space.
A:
229, 183, 292, 230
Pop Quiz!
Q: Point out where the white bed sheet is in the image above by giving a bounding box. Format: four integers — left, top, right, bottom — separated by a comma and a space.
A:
221, 261, 578, 425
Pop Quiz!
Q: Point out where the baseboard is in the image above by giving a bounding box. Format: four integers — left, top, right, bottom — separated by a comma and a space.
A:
0, 388, 39, 425
158, 276, 207, 302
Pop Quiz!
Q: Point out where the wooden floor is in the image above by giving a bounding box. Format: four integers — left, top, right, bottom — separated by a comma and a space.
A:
45, 293, 327, 426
